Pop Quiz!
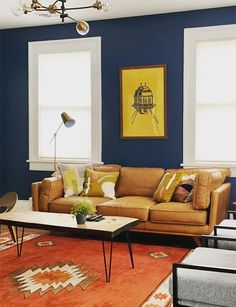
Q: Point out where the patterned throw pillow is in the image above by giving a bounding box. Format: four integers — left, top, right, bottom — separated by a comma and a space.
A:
58, 163, 92, 198
153, 172, 183, 203
172, 174, 196, 203
82, 169, 119, 199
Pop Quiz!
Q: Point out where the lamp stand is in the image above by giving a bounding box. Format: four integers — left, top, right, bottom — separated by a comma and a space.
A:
50, 121, 63, 172
49, 112, 75, 173
53, 132, 57, 172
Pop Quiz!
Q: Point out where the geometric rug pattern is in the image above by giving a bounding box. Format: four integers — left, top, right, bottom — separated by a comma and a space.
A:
0, 234, 190, 306
141, 275, 172, 307
36, 240, 54, 247
10, 262, 99, 298
0, 232, 13, 244
0, 232, 40, 251
142, 250, 193, 306
149, 251, 170, 259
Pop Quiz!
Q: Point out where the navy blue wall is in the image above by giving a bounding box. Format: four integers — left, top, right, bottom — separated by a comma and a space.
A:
0, 6, 236, 199
0, 31, 2, 195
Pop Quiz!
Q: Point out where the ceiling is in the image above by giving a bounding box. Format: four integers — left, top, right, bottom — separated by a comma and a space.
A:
1, 0, 236, 30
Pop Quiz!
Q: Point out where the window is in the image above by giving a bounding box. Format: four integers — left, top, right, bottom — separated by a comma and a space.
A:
183, 24, 236, 176
28, 37, 101, 171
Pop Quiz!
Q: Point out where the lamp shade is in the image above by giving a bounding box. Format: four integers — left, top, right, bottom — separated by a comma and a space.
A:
61, 112, 75, 128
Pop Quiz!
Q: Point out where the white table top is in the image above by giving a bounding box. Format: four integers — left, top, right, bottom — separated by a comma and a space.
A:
0, 211, 139, 238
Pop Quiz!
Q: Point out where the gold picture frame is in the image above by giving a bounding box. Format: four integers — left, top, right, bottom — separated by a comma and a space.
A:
120, 65, 167, 139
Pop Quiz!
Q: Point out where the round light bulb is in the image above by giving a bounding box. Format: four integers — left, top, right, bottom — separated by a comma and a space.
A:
76, 21, 90, 36
10, 0, 25, 16
101, 2, 111, 12
10, 0, 32, 16
23, 3, 33, 13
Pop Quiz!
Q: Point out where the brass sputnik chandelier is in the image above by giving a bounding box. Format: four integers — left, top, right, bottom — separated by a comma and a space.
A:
11, 0, 111, 35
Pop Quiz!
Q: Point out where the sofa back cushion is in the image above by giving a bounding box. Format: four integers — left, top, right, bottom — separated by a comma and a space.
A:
116, 167, 165, 197
193, 169, 230, 209
166, 168, 230, 209
93, 164, 121, 172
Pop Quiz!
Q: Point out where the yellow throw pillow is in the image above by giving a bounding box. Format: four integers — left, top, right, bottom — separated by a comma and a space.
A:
153, 172, 183, 203
82, 169, 119, 199
58, 163, 92, 198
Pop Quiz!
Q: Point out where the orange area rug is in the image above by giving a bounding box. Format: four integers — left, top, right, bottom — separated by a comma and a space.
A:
0, 234, 189, 307
0, 232, 40, 251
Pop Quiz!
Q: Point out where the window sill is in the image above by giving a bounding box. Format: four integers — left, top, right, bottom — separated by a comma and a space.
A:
27, 159, 103, 171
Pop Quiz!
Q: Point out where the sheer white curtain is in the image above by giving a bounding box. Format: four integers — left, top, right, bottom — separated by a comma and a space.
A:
195, 39, 236, 162
38, 51, 91, 160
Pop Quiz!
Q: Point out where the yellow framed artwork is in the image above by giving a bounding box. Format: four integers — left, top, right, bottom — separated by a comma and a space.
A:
120, 65, 167, 139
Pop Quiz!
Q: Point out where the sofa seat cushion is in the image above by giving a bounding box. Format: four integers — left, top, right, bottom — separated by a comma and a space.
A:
149, 202, 207, 225
48, 196, 110, 214
96, 196, 156, 221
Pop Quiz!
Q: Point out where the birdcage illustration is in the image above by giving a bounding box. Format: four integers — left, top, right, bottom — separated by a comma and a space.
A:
131, 83, 159, 129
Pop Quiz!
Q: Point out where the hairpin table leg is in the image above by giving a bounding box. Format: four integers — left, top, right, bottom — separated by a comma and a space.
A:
15, 226, 25, 257
102, 239, 113, 282
126, 231, 134, 268
8, 226, 16, 242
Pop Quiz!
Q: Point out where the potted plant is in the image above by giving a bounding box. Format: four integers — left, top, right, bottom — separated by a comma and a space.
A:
71, 199, 96, 224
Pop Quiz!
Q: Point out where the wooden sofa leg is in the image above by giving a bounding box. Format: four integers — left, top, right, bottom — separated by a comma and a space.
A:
193, 236, 201, 247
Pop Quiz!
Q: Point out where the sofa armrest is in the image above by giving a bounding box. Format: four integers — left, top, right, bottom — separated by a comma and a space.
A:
32, 181, 42, 211
208, 182, 231, 231
39, 177, 64, 212
32, 177, 64, 212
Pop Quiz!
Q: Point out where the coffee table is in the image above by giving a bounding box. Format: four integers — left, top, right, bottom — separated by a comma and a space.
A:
0, 211, 139, 282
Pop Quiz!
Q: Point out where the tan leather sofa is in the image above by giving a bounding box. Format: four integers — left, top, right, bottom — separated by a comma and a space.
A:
32, 166, 231, 241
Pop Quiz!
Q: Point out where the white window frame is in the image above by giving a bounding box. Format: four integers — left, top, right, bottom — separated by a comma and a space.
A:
183, 24, 236, 176
28, 37, 102, 171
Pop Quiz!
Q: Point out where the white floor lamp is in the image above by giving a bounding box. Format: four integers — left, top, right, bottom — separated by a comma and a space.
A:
50, 112, 75, 172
